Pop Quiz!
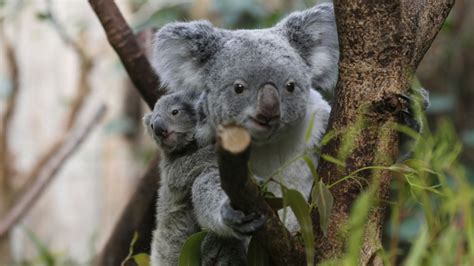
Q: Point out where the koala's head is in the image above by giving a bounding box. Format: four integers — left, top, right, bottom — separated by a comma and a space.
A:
153, 3, 338, 144
143, 90, 200, 153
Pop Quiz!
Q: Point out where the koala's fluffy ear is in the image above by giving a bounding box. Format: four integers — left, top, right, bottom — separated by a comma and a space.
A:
277, 3, 339, 92
153, 21, 222, 90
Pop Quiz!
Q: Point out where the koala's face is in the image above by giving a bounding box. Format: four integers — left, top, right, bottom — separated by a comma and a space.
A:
152, 3, 339, 145
143, 92, 198, 153
206, 34, 311, 143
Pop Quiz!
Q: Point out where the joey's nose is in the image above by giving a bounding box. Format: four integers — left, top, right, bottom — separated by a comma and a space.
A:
256, 83, 281, 123
152, 118, 168, 137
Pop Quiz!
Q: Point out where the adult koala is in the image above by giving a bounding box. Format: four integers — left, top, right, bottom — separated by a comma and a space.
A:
152, 2, 338, 263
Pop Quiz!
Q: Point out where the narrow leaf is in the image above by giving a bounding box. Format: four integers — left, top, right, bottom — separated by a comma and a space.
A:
284, 189, 314, 266
247, 237, 270, 266
303, 154, 319, 181
311, 181, 334, 236
179, 231, 208, 266
265, 196, 284, 211
305, 111, 317, 144
404, 229, 429, 266
321, 154, 346, 167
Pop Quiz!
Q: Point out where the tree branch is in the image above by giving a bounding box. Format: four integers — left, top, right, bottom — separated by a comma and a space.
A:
0, 105, 106, 238
400, 0, 456, 69
216, 124, 305, 265
88, 0, 163, 109
0, 26, 20, 197
14, 6, 95, 199
96, 156, 160, 266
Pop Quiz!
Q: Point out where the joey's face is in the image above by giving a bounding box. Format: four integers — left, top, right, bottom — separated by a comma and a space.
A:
143, 93, 198, 153
206, 34, 310, 144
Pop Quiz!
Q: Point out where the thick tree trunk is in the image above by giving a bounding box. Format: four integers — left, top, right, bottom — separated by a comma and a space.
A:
313, 0, 454, 264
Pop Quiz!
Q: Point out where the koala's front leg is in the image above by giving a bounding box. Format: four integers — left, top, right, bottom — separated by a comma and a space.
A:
191, 169, 265, 239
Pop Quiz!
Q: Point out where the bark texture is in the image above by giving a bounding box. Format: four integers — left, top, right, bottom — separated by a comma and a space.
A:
312, 0, 455, 264
88, 0, 162, 109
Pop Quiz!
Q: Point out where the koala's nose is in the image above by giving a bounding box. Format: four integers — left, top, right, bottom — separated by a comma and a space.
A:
151, 118, 168, 138
256, 83, 281, 123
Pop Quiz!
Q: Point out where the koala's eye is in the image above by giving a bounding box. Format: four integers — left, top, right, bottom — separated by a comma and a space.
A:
234, 83, 245, 94
286, 81, 296, 93
171, 109, 179, 116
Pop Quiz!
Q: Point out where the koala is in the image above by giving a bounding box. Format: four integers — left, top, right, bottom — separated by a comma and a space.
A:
143, 90, 218, 266
150, 1, 433, 263
153, 2, 337, 241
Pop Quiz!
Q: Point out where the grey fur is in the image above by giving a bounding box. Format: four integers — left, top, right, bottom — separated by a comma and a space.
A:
144, 91, 217, 266
152, 2, 338, 263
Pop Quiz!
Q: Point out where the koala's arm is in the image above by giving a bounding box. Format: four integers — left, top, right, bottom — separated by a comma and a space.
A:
191, 169, 236, 238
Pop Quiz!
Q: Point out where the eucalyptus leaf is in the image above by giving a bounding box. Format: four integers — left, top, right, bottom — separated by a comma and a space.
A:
404, 229, 429, 266
283, 189, 314, 266
134, 253, 151, 266
311, 181, 334, 236
247, 237, 270, 266
303, 154, 319, 181
179, 231, 208, 266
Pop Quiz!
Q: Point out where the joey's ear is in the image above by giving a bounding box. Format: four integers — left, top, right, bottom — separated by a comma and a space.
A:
277, 3, 339, 91
153, 21, 223, 91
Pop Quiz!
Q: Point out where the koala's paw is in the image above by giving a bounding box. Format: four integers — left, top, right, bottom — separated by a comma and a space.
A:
396, 87, 430, 133
220, 199, 266, 238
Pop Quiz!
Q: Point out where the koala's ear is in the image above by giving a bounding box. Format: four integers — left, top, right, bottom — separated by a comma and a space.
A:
153, 21, 222, 90
277, 3, 339, 91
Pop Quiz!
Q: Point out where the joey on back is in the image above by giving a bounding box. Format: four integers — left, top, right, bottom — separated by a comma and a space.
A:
144, 90, 217, 266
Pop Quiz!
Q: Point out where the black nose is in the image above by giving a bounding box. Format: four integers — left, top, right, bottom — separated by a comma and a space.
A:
152, 118, 167, 137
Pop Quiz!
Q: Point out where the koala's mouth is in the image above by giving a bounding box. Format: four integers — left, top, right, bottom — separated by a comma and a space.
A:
247, 116, 279, 138
249, 117, 271, 129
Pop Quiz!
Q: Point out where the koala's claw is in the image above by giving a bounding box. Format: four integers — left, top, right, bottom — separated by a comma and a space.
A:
395, 87, 430, 133
221, 200, 266, 236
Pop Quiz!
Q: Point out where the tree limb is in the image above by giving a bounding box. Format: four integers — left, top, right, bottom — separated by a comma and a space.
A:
13, 6, 95, 200
96, 155, 160, 266
0, 26, 20, 198
0, 105, 106, 238
88, 0, 163, 109
216, 124, 305, 265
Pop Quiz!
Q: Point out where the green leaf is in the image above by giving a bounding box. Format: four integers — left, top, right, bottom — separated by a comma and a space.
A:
23, 227, 56, 266
247, 237, 270, 266
121, 231, 139, 266
179, 231, 208, 266
344, 191, 372, 265
311, 181, 334, 236
134, 253, 150, 266
321, 154, 346, 167
304, 111, 317, 144
265, 196, 284, 211
404, 229, 429, 266
303, 154, 319, 181
283, 189, 314, 266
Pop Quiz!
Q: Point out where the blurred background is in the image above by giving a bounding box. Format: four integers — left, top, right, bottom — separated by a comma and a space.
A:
0, 0, 472, 265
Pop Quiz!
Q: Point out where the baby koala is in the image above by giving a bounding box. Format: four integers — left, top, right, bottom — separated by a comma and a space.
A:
143, 90, 216, 266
